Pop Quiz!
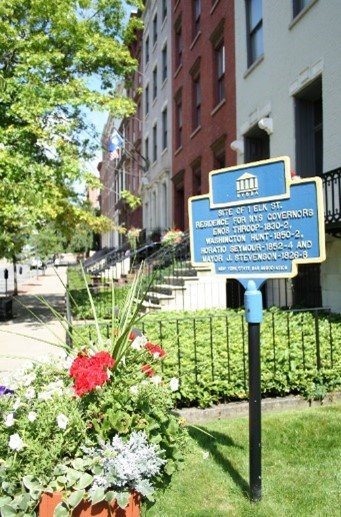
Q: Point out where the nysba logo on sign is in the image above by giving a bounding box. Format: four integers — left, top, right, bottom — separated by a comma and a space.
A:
236, 173, 259, 198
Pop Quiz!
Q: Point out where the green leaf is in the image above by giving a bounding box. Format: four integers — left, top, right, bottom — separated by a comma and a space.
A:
74, 473, 93, 490
90, 488, 105, 505
22, 476, 41, 492
115, 492, 130, 509
65, 469, 81, 487
0, 506, 17, 517
0, 498, 11, 509
71, 458, 85, 470
66, 490, 85, 509
104, 491, 117, 503
53, 503, 69, 517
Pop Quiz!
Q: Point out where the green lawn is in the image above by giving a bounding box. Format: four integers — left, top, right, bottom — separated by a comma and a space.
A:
142, 405, 341, 517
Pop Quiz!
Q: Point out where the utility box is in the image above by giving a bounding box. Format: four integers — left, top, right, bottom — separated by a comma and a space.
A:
0, 297, 13, 321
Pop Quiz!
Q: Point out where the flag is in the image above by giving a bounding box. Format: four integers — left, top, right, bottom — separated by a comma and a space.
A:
108, 129, 124, 161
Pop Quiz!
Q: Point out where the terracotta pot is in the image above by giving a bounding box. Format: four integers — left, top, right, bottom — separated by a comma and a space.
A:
39, 491, 140, 517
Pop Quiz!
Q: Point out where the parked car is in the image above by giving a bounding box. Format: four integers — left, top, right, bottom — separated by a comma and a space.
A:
54, 253, 77, 266
29, 257, 46, 270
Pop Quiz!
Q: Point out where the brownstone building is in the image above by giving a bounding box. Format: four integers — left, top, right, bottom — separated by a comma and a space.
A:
172, 0, 236, 230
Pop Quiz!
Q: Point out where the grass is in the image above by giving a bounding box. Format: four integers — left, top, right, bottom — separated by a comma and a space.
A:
142, 405, 341, 517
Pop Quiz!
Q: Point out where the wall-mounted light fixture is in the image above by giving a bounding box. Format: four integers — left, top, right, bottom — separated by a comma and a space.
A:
258, 117, 273, 135
230, 140, 244, 154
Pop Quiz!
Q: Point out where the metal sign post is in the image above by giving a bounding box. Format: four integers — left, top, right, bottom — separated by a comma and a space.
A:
188, 156, 326, 502
245, 280, 263, 501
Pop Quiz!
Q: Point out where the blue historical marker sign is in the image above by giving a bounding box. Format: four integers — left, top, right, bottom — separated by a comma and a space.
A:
188, 157, 326, 283
189, 156, 326, 503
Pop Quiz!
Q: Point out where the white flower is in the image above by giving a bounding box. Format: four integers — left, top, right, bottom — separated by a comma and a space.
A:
4, 413, 15, 427
150, 375, 162, 385
129, 385, 139, 396
202, 451, 210, 460
13, 398, 21, 410
38, 391, 53, 401
24, 387, 36, 400
131, 335, 147, 351
169, 377, 179, 392
23, 372, 36, 386
9, 433, 25, 451
28, 411, 37, 422
57, 413, 68, 429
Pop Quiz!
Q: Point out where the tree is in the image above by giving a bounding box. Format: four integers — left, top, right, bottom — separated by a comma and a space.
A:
0, 0, 143, 258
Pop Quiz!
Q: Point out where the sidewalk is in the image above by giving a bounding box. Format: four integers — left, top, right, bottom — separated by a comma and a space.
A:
0, 267, 68, 381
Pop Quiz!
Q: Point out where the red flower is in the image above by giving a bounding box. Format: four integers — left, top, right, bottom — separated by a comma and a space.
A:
144, 342, 166, 358
70, 351, 115, 396
141, 364, 155, 377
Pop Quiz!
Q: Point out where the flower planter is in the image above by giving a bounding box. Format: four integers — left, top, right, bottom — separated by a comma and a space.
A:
39, 491, 140, 517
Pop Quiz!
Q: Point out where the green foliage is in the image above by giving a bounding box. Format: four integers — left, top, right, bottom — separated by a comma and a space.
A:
138, 309, 341, 408
120, 190, 142, 210
67, 267, 131, 320
0, 0, 142, 257
27, 223, 66, 261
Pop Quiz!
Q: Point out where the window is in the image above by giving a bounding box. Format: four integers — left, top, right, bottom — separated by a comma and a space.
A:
145, 36, 149, 65
175, 18, 183, 69
246, 0, 263, 67
162, 45, 168, 82
192, 160, 202, 195
145, 84, 149, 115
175, 94, 183, 149
211, 135, 226, 169
153, 67, 157, 100
162, 107, 168, 150
193, 0, 201, 38
193, 74, 201, 129
294, 76, 323, 177
153, 13, 158, 46
152, 124, 157, 162
293, 0, 312, 17
162, 0, 167, 21
145, 137, 149, 163
244, 124, 269, 163
215, 41, 225, 104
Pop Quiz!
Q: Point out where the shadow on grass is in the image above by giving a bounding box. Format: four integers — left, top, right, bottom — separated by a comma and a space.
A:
188, 426, 249, 498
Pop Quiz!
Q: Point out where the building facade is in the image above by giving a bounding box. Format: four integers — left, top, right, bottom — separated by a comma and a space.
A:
171, 0, 237, 230
234, 0, 341, 311
141, 0, 173, 238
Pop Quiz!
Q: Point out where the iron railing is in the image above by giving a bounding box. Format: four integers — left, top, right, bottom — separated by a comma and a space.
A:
71, 308, 340, 394
322, 167, 341, 232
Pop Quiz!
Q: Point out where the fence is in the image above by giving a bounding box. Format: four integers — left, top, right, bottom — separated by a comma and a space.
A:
70, 308, 341, 406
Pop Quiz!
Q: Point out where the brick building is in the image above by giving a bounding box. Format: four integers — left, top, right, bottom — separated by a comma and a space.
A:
171, 0, 236, 230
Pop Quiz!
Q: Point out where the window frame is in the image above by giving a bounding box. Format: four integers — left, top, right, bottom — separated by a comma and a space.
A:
145, 35, 149, 65
175, 92, 183, 150
153, 13, 158, 46
162, 107, 168, 151
293, 0, 312, 17
245, 0, 264, 68
152, 124, 157, 163
192, 73, 201, 129
144, 136, 149, 164
152, 66, 157, 100
174, 16, 183, 70
145, 84, 149, 115
162, 44, 168, 82
162, 0, 167, 22
192, 0, 201, 39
